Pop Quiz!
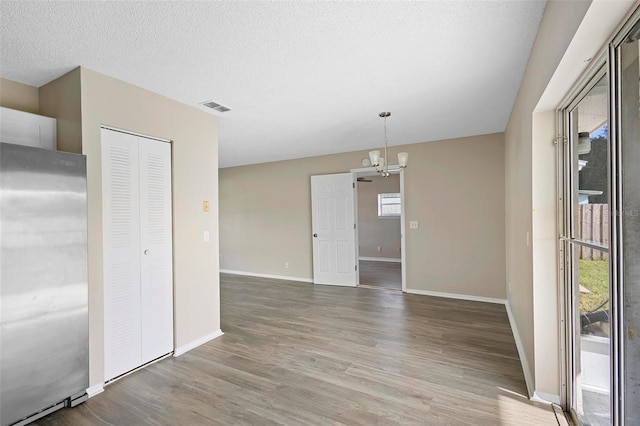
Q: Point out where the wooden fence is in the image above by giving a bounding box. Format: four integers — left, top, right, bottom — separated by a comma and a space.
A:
577, 204, 609, 260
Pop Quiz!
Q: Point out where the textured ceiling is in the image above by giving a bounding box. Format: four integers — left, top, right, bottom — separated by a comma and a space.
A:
0, 1, 546, 168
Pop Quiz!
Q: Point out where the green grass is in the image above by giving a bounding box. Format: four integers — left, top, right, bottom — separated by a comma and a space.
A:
579, 260, 609, 313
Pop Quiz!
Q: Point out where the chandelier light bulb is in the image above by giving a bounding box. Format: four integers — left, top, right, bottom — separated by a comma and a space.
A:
398, 152, 409, 168
369, 150, 380, 167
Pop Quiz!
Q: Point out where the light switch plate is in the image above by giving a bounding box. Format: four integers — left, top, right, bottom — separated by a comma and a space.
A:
410, 221, 419, 229
203, 200, 210, 212
203, 230, 210, 242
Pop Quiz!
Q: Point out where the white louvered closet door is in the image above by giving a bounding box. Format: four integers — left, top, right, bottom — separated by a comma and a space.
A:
102, 129, 143, 381
138, 138, 173, 364
102, 128, 173, 382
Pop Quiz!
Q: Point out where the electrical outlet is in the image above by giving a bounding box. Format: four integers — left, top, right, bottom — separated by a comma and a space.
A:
410, 221, 419, 229
284, 262, 289, 269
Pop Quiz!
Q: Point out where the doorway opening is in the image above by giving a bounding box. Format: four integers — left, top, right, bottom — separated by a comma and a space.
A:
352, 167, 406, 291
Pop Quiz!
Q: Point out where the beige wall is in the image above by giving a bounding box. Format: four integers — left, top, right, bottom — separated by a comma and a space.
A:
531, 110, 560, 398
0, 77, 39, 114
38, 67, 220, 388
505, 0, 591, 397
506, 0, 637, 400
220, 152, 353, 280
220, 133, 506, 299
403, 134, 505, 298
502, 0, 639, 400
39, 68, 82, 153
357, 175, 401, 259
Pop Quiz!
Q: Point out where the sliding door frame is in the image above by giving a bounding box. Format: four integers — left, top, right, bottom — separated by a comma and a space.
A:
558, 62, 612, 425
557, 5, 640, 422
607, 39, 624, 426
609, 6, 640, 423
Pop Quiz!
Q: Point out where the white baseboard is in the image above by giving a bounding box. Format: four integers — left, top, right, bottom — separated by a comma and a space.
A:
404, 288, 507, 305
505, 302, 534, 398
532, 391, 561, 405
220, 269, 313, 283
86, 384, 104, 398
174, 329, 224, 357
359, 256, 402, 263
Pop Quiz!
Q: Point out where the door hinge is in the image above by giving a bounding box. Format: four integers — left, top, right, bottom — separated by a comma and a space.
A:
355, 264, 358, 271
353, 182, 355, 189
553, 136, 567, 145
354, 223, 356, 229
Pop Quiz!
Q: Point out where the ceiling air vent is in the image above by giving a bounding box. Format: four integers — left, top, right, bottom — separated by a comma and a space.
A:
201, 100, 232, 113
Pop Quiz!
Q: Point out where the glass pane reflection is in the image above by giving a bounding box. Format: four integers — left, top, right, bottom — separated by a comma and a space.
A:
573, 245, 610, 426
571, 75, 609, 248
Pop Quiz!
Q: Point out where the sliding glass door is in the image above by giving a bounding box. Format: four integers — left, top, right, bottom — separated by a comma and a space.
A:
561, 8, 640, 425
562, 72, 612, 426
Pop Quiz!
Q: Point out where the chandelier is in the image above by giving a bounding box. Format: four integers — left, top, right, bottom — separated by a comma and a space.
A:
369, 112, 408, 177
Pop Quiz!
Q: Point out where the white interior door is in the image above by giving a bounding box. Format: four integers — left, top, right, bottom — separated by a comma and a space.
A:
102, 129, 142, 380
102, 128, 173, 381
311, 173, 357, 286
138, 138, 173, 363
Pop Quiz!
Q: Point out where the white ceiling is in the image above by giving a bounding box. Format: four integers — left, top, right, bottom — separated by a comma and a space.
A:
0, 1, 546, 168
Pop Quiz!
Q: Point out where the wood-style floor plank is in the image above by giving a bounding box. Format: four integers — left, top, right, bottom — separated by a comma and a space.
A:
34, 274, 561, 425
359, 260, 402, 289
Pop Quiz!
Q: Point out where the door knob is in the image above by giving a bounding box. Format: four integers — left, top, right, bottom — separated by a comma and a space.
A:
144, 249, 150, 255
313, 233, 318, 238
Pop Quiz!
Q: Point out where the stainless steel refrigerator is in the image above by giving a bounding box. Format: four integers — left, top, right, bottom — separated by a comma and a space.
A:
0, 142, 89, 426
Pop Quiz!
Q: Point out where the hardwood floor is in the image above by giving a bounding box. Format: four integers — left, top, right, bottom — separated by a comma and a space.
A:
359, 260, 402, 289
35, 274, 562, 425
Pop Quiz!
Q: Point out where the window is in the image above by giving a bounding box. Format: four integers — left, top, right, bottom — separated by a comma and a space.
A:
378, 193, 401, 217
